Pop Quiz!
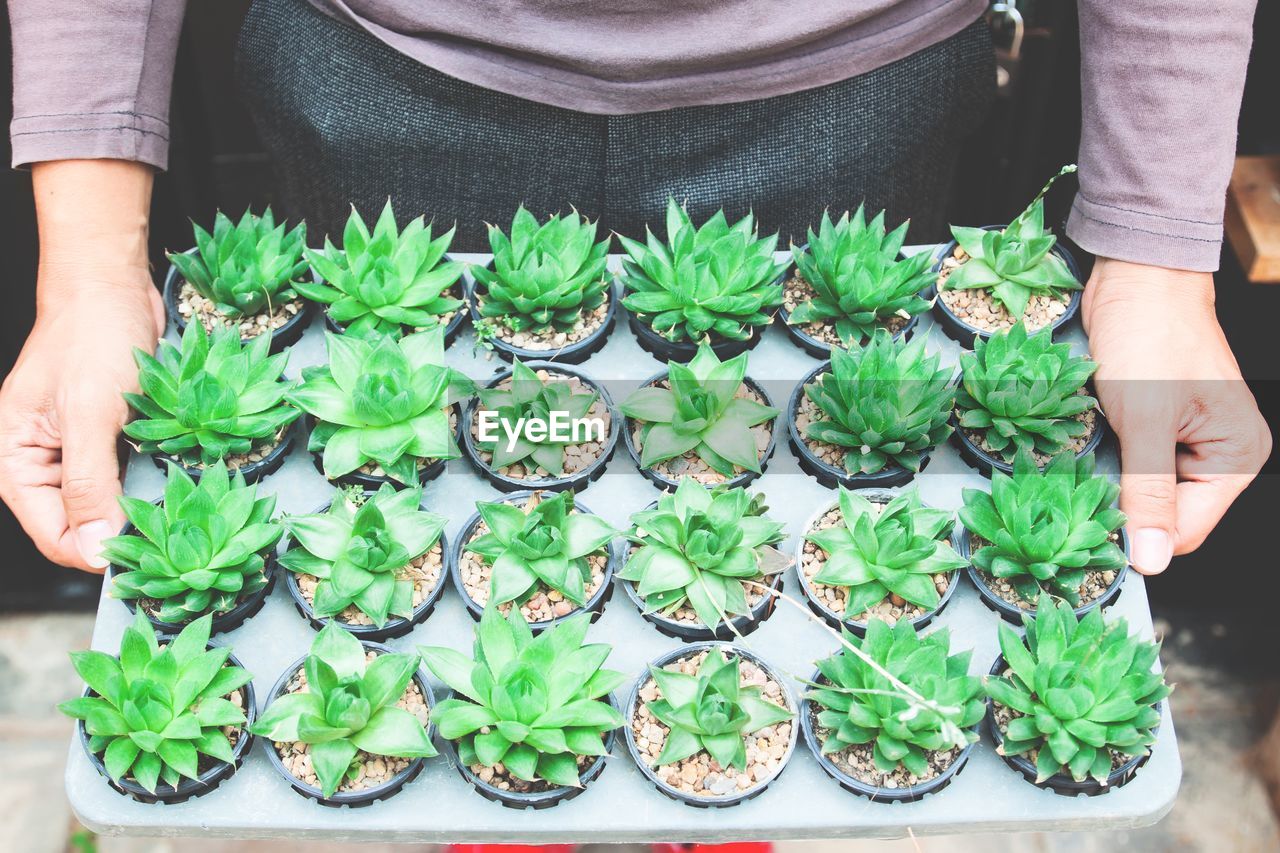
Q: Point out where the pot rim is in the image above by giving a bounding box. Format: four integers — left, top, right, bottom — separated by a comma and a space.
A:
147, 418, 298, 485
950, 398, 1109, 478
304, 401, 463, 489
468, 268, 620, 362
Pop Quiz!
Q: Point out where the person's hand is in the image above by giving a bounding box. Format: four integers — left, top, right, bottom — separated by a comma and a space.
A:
0, 159, 163, 572
1083, 258, 1271, 575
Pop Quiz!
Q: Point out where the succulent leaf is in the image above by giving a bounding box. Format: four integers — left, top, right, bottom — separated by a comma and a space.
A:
59, 612, 253, 793
169, 207, 307, 319
419, 605, 625, 786
474, 361, 602, 475
802, 330, 954, 475
619, 479, 786, 628
620, 198, 786, 344
790, 207, 933, 346
297, 200, 464, 339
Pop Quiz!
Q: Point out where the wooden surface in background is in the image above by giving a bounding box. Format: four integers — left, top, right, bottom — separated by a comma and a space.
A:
1226, 155, 1280, 283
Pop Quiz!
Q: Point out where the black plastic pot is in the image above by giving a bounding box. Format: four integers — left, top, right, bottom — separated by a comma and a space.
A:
774, 246, 927, 359
619, 566, 783, 642
146, 420, 298, 486
799, 671, 975, 803
627, 312, 770, 364
622, 372, 778, 492
785, 361, 933, 490
985, 655, 1159, 796
470, 267, 618, 364
305, 406, 462, 489
958, 522, 1130, 624
624, 642, 798, 808
794, 489, 963, 637
449, 491, 617, 633
261, 642, 436, 807
319, 259, 469, 348
281, 495, 451, 641
950, 400, 1109, 479
108, 505, 276, 638
930, 227, 1083, 347
77, 646, 257, 804
460, 363, 621, 494
444, 692, 619, 809
163, 250, 313, 354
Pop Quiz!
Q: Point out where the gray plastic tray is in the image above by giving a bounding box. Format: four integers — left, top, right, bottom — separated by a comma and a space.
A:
67, 252, 1180, 841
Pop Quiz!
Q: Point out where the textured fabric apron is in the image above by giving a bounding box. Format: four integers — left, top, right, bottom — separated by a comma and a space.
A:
235, 0, 996, 251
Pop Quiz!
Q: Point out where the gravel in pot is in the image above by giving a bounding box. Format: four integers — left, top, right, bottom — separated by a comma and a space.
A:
471, 269, 617, 366
450, 490, 617, 632
461, 361, 620, 493
624, 643, 798, 808
795, 488, 965, 636
953, 404, 1107, 479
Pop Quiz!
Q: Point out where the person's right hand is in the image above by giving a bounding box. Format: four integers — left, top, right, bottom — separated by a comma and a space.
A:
0, 159, 163, 572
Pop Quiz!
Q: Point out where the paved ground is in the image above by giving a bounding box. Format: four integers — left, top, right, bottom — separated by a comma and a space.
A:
3, 610, 1276, 853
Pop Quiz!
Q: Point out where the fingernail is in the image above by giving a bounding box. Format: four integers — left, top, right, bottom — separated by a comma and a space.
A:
1131, 528, 1172, 575
76, 520, 113, 569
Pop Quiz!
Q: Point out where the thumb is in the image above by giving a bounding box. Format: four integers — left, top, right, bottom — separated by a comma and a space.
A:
1114, 408, 1177, 576
60, 389, 128, 570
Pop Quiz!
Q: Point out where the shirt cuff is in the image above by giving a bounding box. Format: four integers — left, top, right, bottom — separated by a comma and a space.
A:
10, 111, 169, 170
1065, 193, 1223, 273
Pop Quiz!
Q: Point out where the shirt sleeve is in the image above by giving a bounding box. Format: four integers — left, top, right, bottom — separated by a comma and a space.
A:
1067, 0, 1257, 272
8, 0, 188, 170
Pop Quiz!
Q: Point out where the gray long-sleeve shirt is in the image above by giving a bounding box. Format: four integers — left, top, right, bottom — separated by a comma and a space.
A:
8, 0, 1257, 272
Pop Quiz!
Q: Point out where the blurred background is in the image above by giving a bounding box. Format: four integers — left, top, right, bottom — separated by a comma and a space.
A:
2, 1, 1278, 851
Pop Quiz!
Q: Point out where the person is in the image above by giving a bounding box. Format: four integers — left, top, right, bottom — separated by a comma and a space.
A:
0, 0, 1269, 579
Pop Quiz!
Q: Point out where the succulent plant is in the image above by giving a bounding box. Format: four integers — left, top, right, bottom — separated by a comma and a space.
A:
807, 488, 966, 616
419, 605, 626, 787
620, 198, 786, 344
169, 207, 308, 320
279, 484, 447, 627
251, 623, 437, 797
619, 478, 787, 628
287, 327, 474, 485
646, 647, 793, 771
960, 450, 1127, 606
943, 165, 1082, 319
985, 596, 1169, 785
802, 330, 954, 475
620, 345, 777, 476
466, 491, 617, 609
789, 207, 934, 346
123, 321, 299, 467
808, 619, 983, 776
296, 200, 464, 338
59, 612, 254, 794
104, 461, 281, 625
473, 361, 601, 476
955, 322, 1098, 460
471, 207, 611, 336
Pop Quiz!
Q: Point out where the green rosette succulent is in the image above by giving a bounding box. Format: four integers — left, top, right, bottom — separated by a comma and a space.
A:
943, 165, 1082, 319
960, 450, 1128, 606
169, 206, 307, 319
955, 322, 1098, 460
789, 207, 934, 346
59, 612, 254, 794
620, 198, 786, 344
104, 461, 281, 625
466, 490, 617, 609
419, 605, 627, 787
985, 596, 1169, 785
473, 360, 601, 476
619, 478, 787, 628
620, 345, 778, 476
251, 623, 437, 797
297, 200, 464, 338
646, 647, 793, 771
472, 206, 611, 335
807, 487, 967, 616
279, 484, 447, 627
802, 330, 954, 475
808, 619, 983, 776
123, 320, 299, 468
287, 327, 475, 485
